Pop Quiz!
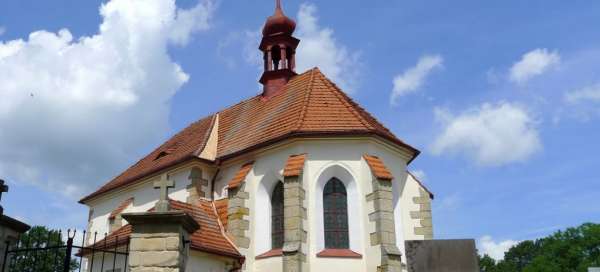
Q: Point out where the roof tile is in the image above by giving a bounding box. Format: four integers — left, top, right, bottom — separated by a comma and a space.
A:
227, 162, 254, 189
363, 154, 394, 180
283, 154, 306, 177
108, 198, 134, 220
81, 68, 418, 202
86, 199, 241, 259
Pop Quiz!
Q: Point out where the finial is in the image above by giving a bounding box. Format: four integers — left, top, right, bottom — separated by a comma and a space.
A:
276, 0, 282, 10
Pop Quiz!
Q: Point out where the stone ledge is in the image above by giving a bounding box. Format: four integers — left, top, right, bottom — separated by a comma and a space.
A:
122, 211, 200, 234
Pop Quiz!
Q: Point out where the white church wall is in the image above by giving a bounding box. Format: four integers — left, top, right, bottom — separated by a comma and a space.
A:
212, 138, 414, 272
87, 168, 190, 238
186, 251, 231, 272
86, 163, 217, 242
371, 146, 429, 265
400, 173, 430, 241
84, 137, 422, 272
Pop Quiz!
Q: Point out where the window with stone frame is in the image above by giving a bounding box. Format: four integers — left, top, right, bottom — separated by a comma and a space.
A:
271, 181, 284, 249
323, 178, 349, 249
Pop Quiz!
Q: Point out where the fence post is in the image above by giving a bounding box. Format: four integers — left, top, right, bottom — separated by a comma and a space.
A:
1, 241, 10, 272
63, 237, 73, 272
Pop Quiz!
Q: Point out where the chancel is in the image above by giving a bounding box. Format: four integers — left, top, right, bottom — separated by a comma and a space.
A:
79, 1, 436, 271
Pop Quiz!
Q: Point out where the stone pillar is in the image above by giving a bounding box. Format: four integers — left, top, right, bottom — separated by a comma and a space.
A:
411, 188, 433, 239
186, 167, 208, 203
109, 214, 123, 233
0, 215, 30, 270
367, 178, 403, 272
122, 211, 200, 272
227, 183, 250, 249
282, 175, 306, 272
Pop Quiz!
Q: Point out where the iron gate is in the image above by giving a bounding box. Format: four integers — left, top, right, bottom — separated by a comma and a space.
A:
2, 229, 129, 272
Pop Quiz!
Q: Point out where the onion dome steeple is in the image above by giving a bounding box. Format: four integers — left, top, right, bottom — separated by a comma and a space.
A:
259, 0, 300, 98
262, 0, 296, 36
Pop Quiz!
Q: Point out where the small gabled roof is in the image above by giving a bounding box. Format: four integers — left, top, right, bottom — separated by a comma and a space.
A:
363, 154, 394, 181
84, 199, 242, 259
108, 197, 134, 220
81, 68, 419, 203
283, 154, 306, 177
227, 162, 254, 189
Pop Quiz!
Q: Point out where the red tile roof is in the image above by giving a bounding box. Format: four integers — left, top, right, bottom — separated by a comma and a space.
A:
108, 198, 134, 220
81, 116, 216, 203
81, 68, 418, 203
227, 162, 254, 189
283, 154, 306, 177
363, 154, 394, 180
84, 199, 242, 259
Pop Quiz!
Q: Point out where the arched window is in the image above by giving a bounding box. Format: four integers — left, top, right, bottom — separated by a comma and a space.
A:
271, 182, 284, 249
323, 178, 349, 249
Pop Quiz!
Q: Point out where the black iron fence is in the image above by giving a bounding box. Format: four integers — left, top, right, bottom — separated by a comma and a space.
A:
2, 229, 129, 272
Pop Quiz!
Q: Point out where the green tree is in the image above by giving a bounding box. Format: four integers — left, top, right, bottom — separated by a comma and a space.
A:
479, 254, 498, 272
480, 223, 600, 272
7, 226, 79, 272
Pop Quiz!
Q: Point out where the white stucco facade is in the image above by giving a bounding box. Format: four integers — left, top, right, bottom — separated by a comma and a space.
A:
84, 137, 433, 272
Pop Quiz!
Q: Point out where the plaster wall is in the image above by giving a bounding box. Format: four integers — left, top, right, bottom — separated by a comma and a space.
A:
212, 138, 423, 272
86, 165, 215, 241
186, 251, 231, 272
85, 138, 430, 272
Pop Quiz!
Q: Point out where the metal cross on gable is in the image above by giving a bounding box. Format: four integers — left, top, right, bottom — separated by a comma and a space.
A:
0, 179, 8, 216
0, 179, 8, 202
153, 174, 175, 212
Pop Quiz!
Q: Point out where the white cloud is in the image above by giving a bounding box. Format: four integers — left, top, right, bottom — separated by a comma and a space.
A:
477, 236, 519, 261
509, 48, 560, 84
391, 55, 443, 104
565, 84, 600, 104
0, 0, 215, 198
295, 3, 361, 93
431, 102, 541, 166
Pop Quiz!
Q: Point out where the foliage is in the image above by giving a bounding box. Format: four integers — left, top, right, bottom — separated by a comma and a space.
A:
480, 223, 600, 272
7, 226, 79, 272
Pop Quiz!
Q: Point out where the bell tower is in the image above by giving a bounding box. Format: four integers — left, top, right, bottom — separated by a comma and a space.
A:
259, 0, 300, 98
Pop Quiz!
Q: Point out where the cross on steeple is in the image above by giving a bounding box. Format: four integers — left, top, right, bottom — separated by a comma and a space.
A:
0, 179, 8, 202
153, 175, 175, 212
0, 179, 8, 215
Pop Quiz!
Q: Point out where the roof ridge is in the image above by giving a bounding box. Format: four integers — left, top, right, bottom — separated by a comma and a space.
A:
317, 71, 398, 136
85, 115, 215, 198
192, 113, 217, 157
294, 68, 317, 130
210, 200, 240, 253
314, 70, 374, 130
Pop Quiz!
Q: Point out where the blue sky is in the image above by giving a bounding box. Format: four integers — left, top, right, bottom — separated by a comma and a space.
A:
1, 0, 599, 260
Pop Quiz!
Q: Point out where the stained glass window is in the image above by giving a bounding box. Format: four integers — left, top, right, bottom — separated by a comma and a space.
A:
323, 178, 349, 249
271, 182, 284, 249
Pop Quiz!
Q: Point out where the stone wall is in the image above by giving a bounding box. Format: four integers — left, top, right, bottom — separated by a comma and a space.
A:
282, 174, 307, 272
228, 183, 250, 249
410, 188, 433, 239
129, 228, 187, 271
186, 167, 208, 203
123, 211, 199, 272
367, 178, 403, 272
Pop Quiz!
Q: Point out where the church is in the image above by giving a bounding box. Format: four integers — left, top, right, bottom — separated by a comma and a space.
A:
79, 1, 434, 271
